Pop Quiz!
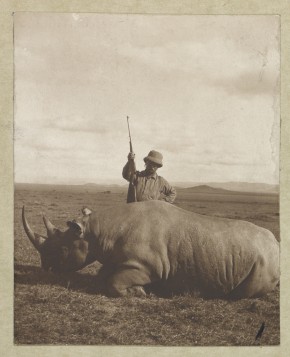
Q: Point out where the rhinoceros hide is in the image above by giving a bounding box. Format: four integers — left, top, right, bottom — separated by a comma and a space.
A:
22, 201, 279, 298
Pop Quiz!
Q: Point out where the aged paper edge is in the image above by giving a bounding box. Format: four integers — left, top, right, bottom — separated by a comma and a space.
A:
0, 1, 289, 356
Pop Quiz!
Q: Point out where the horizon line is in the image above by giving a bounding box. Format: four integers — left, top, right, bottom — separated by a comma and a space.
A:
14, 181, 279, 186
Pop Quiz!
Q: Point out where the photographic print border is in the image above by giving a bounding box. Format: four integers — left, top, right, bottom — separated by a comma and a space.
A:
1, 1, 289, 356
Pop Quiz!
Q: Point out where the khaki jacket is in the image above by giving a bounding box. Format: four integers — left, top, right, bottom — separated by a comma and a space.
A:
122, 161, 177, 203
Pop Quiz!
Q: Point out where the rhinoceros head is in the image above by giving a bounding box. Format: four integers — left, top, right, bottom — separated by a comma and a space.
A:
22, 206, 89, 273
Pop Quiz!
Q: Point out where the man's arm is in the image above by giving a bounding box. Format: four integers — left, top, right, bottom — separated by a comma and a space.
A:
159, 178, 177, 204
122, 152, 136, 182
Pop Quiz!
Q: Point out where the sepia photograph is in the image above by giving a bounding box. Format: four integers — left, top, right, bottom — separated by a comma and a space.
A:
13, 13, 280, 346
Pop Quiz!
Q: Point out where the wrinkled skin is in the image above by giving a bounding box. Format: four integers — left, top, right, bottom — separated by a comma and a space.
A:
22, 201, 280, 298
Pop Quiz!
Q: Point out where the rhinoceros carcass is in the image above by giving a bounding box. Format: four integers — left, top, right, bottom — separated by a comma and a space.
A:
22, 200, 279, 298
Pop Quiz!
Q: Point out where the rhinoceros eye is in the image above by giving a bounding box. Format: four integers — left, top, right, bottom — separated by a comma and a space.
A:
67, 221, 82, 235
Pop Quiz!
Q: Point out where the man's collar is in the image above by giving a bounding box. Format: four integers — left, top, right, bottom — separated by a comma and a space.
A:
148, 172, 158, 180
139, 171, 158, 180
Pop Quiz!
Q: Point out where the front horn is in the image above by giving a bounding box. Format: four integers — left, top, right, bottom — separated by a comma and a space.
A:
22, 206, 46, 252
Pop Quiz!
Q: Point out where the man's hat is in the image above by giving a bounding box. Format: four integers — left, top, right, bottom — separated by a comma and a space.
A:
144, 150, 163, 167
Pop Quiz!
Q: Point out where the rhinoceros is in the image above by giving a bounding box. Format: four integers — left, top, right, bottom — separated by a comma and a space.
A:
22, 201, 279, 298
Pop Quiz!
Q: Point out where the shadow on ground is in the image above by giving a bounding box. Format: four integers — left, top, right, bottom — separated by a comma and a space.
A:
14, 264, 106, 294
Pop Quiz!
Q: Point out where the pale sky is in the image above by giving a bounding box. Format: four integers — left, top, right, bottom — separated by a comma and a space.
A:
14, 13, 280, 185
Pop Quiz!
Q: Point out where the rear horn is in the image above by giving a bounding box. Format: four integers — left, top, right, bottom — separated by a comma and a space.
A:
42, 214, 58, 237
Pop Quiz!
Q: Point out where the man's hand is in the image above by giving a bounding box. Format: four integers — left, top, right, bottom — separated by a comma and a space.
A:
127, 152, 135, 160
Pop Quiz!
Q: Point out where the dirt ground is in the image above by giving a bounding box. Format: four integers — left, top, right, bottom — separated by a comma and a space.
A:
14, 184, 280, 345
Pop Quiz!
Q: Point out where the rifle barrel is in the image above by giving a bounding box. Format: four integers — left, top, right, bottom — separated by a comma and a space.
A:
127, 116, 131, 140
127, 116, 133, 152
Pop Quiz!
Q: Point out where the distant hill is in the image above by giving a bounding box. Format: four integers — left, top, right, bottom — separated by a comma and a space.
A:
208, 182, 279, 194
173, 182, 278, 194
178, 185, 236, 195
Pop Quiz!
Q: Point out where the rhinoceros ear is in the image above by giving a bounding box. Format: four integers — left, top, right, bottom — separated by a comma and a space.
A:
82, 207, 92, 216
67, 220, 83, 237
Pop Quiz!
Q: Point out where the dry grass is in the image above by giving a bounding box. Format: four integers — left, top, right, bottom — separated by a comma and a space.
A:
14, 184, 279, 345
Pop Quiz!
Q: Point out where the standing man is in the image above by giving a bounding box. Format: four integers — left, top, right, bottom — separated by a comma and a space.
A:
122, 150, 176, 203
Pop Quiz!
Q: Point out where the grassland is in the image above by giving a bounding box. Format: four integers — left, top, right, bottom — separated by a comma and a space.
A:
14, 183, 279, 345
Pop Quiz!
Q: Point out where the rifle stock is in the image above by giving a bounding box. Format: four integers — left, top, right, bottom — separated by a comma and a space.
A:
127, 163, 136, 203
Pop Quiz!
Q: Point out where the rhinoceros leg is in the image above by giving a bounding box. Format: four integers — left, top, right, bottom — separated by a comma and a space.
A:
126, 286, 147, 297
106, 267, 151, 297
229, 257, 279, 299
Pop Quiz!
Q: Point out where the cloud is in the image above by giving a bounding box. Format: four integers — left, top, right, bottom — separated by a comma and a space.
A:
14, 13, 280, 185
118, 18, 279, 98
209, 49, 279, 97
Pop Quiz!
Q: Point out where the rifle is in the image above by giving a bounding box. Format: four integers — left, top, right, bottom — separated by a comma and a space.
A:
126, 116, 137, 203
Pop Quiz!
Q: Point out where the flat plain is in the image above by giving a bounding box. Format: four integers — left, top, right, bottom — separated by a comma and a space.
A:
14, 183, 279, 345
